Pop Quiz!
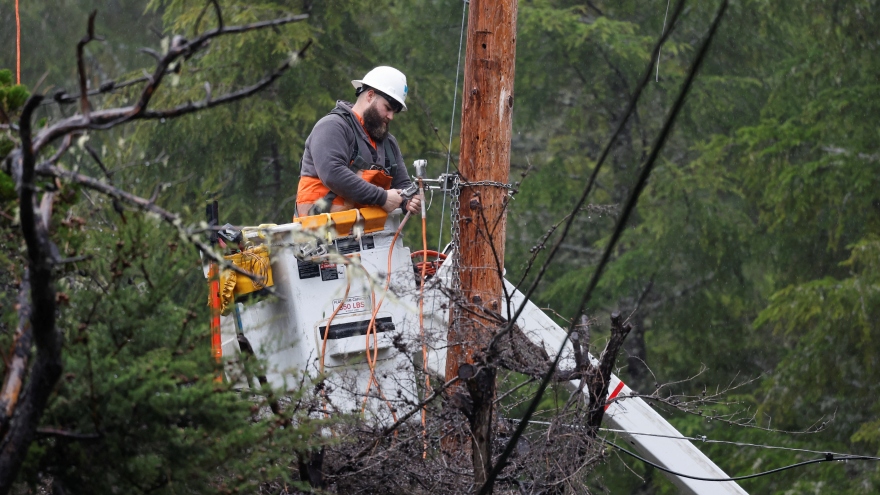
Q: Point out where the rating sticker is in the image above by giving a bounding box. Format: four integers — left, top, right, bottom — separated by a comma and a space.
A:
331, 295, 371, 316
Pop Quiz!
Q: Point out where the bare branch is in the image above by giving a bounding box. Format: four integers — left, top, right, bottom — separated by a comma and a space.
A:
77, 11, 104, 116
0, 95, 63, 492
34, 163, 271, 283
32, 14, 310, 152
0, 272, 33, 436
586, 312, 631, 430
353, 376, 460, 460
45, 133, 76, 166
83, 144, 112, 180
36, 428, 101, 441
138, 48, 162, 62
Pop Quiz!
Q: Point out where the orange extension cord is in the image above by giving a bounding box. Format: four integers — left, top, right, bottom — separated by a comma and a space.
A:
15, 0, 21, 84
320, 276, 351, 418
417, 179, 430, 458
360, 211, 412, 421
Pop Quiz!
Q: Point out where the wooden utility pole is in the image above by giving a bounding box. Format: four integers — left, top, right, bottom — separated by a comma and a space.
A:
444, 0, 518, 488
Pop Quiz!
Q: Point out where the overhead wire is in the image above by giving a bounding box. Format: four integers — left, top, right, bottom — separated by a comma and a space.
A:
602, 437, 880, 482
513, 419, 880, 482
478, 2, 727, 493
524, 420, 880, 459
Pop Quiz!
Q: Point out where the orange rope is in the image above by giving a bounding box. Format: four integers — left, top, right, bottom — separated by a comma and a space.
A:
418, 180, 430, 459
15, 0, 21, 84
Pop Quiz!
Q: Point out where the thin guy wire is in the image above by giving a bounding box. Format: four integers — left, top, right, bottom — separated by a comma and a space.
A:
657, 0, 671, 82
435, 0, 468, 255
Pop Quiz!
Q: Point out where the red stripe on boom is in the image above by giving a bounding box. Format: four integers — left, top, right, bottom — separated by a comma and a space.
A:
604, 381, 626, 411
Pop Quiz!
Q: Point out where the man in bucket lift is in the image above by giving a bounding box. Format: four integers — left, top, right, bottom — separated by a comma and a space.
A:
296, 66, 421, 218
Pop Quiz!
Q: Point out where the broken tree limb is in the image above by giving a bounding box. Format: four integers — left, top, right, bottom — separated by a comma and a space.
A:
0, 95, 64, 494
586, 312, 632, 431
0, 271, 33, 438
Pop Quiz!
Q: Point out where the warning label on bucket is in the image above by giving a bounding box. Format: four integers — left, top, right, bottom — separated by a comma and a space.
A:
320, 262, 342, 281
331, 295, 371, 316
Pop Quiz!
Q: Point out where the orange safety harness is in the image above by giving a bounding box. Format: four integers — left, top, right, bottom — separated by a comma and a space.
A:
297, 108, 398, 216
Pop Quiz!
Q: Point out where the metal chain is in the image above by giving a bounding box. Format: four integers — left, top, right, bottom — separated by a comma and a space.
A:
458, 179, 518, 193
449, 176, 516, 331
450, 175, 462, 328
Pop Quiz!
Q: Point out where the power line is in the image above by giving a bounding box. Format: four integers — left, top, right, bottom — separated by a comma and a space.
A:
599, 428, 880, 459
602, 437, 880, 482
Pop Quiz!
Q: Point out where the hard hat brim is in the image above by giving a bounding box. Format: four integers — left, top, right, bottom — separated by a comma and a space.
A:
351, 79, 408, 112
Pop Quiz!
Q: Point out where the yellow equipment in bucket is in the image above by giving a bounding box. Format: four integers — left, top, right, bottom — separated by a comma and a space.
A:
218, 245, 274, 314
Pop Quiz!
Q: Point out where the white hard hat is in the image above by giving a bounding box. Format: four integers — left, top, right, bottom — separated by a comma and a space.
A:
352, 66, 408, 112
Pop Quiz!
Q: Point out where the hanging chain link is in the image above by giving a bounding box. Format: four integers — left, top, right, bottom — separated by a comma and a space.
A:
450, 175, 462, 329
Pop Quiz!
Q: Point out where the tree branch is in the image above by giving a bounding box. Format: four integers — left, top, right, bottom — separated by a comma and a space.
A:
586, 312, 631, 431
0, 272, 33, 437
32, 13, 310, 152
0, 94, 64, 493
77, 10, 104, 117
35, 164, 271, 283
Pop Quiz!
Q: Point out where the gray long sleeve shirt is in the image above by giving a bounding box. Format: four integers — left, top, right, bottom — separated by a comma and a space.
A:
299, 101, 411, 206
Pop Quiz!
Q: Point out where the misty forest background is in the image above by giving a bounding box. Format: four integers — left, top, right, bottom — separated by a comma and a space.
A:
1, 0, 878, 493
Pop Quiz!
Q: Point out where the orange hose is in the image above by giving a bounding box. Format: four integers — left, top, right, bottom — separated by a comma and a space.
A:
15, 0, 21, 84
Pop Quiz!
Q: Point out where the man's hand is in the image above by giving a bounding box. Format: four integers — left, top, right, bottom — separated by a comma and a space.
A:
382, 189, 404, 212
405, 194, 421, 215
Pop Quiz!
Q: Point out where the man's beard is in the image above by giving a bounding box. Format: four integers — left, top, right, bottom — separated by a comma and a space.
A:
363, 104, 389, 141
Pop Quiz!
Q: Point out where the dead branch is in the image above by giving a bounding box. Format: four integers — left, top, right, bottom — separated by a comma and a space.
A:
0, 95, 64, 493
586, 311, 631, 431
352, 376, 460, 460
0, 272, 33, 437
34, 163, 268, 283
36, 428, 101, 441
76, 11, 104, 116
32, 13, 310, 153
